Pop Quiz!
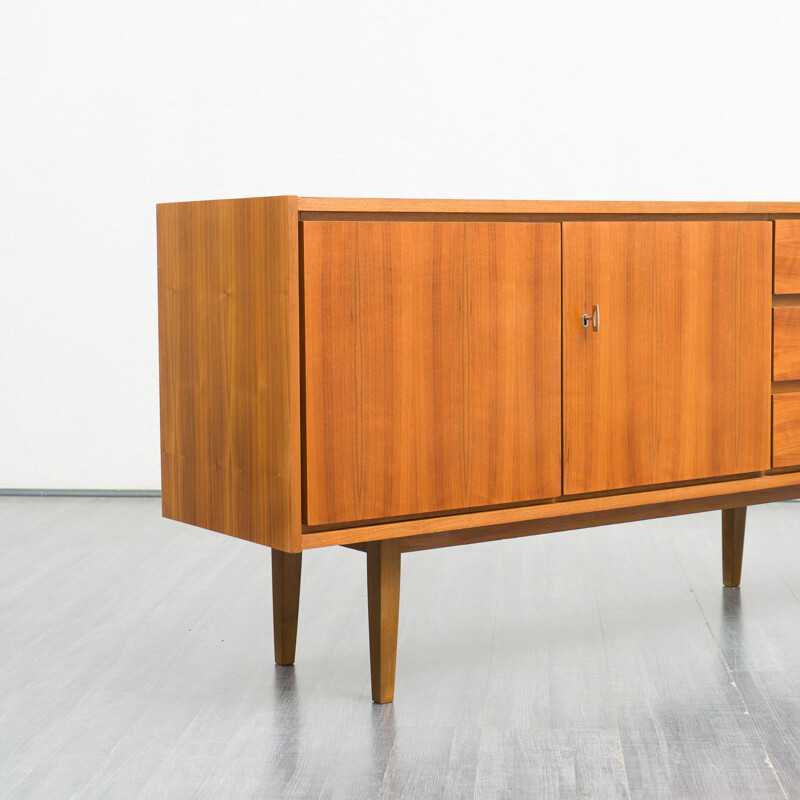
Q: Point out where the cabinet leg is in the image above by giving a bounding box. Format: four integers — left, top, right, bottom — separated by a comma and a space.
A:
367, 541, 401, 704
722, 507, 747, 588
272, 549, 302, 665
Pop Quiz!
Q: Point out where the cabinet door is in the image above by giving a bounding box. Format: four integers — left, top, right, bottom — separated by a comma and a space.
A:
563, 221, 771, 496
303, 221, 561, 525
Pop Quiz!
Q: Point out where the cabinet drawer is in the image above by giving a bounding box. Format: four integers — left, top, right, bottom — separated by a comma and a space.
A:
773, 308, 800, 380
774, 394, 800, 467
775, 221, 800, 294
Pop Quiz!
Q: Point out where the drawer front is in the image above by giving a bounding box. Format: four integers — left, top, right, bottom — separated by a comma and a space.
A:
774, 393, 800, 467
773, 307, 800, 381
775, 221, 800, 294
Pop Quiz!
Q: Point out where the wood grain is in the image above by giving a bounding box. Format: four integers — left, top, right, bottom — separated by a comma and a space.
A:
721, 506, 746, 587
366, 540, 401, 703
302, 472, 800, 549
364, 488, 791, 555
9, 496, 800, 796
736, 671, 800, 796
157, 197, 302, 551
775, 221, 800, 294
563, 221, 771, 495
272, 550, 302, 664
302, 221, 562, 525
773, 307, 800, 381
297, 197, 800, 215
773, 393, 800, 468
595, 517, 787, 800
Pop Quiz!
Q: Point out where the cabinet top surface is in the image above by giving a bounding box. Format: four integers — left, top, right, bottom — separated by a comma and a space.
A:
297, 197, 800, 214
158, 196, 800, 215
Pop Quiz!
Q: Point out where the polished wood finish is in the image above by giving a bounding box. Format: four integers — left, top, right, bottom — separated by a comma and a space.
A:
775, 221, 800, 294
302, 221, 561, 525
302, 212, 787, 225
722, 507, 747, 587
157, 195, 800, 704
391, 495, 784, 555
563, 221, 771, 495
366, 540, 401, 703
298, 197, 800, 215
272, 550, 302, 664
157, 197, 302, 551
773, 307, 800, 381
773, 393, 800, 468
301, 472, 800, 549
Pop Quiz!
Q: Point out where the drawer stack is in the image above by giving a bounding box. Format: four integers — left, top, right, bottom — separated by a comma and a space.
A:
773, 221, 800, 467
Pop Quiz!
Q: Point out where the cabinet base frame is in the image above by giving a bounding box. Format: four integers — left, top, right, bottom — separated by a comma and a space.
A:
366, 541, 401, 704
300, 471, 800, 551
272, 550, 302, 666
274, 490, 800, 703
722, 507, 747, 588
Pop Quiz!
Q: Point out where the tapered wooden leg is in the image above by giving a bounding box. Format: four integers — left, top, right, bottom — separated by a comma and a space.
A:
722, 506, 746, 588
272, 549, 302, 665
367, 541, 401, 704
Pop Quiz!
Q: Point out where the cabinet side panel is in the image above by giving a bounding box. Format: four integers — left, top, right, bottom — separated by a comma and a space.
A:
157, 197, 301, 551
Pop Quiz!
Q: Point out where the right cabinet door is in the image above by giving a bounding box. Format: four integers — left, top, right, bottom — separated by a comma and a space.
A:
563, 221, 771, 496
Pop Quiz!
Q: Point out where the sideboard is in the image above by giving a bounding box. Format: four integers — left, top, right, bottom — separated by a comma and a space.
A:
157, 196, 800, 703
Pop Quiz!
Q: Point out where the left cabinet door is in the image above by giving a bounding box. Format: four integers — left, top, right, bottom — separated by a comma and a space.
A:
302, 221, 562, 525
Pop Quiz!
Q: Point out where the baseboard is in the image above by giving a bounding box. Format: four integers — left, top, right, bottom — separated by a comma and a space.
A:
0, 489, 161, 497
0, 488, 794, 507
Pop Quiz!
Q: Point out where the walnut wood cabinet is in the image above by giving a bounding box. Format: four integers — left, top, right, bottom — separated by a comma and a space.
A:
158, 197, 800, 703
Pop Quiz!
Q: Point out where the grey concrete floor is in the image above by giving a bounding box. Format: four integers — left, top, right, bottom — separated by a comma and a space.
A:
2, 497, 800, 798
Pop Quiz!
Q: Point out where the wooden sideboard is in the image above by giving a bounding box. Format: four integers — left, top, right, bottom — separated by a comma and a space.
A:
157, 197, 800, 703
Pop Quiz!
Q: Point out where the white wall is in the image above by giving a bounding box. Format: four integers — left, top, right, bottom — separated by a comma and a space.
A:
2, 0, 799, 489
